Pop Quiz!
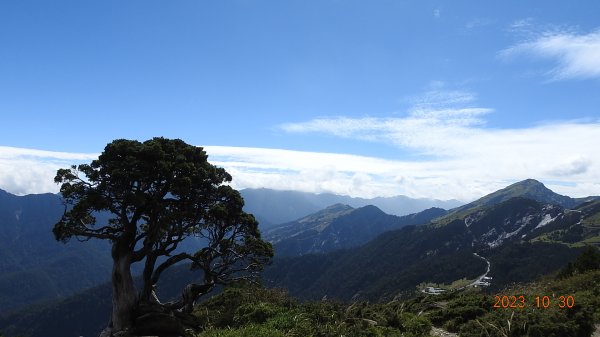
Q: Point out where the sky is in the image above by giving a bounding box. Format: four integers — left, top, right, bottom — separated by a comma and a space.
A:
1, 0, 599, 201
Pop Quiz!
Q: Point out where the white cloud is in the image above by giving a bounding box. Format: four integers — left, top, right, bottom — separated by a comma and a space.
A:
547, 156, 592, 176
281, 89, 493, 156
0, 144, 442, 200
278, 89, 600, 200
2, 93, 600, 202
0, 146, 98, 196
204, 145, 428, 199
1, 134, 599, 202
501, 28, 600, 80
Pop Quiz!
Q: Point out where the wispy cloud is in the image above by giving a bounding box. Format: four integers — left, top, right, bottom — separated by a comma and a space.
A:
281, 88, 493, 156
279, 88, 600, 199
501, 27, 600, 80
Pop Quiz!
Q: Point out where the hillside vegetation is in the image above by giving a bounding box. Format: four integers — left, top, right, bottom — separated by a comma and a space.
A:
191, 248, 600, 337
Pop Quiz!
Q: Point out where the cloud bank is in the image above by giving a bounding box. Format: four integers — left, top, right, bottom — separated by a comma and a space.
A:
1, 134, 598, 202
0, 146, 98, 196
0, 92, 600, 201
0, 89, 598, 201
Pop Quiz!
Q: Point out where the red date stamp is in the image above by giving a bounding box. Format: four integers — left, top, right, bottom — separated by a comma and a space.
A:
493, 295, 575, 309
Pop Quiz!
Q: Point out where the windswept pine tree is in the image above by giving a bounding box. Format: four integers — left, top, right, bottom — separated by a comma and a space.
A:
53, 137, 273, 335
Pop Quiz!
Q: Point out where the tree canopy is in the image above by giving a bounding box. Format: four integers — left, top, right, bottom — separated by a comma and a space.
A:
53, 137, 273, 333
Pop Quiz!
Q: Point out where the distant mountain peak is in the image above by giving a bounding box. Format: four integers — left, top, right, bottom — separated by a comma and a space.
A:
354, 204, 386, 215
517, 178, 543, 184
324, 203, 354, 212
505, 178, 550, 191
448, 178, 579, 216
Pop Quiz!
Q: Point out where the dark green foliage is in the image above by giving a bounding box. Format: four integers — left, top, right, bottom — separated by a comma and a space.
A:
458, 297, 594, 337
192, 284, 432, 337
484, 242, 583, 290
559, 246, 600, 278
573, 246, 600, 272
52, 137, 273, 329
193, 283, 294, 328
424, 270, 600, 337
426, 291, 492, 332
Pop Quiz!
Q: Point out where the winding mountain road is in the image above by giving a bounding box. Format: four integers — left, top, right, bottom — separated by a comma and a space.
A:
468, 252, 491, 287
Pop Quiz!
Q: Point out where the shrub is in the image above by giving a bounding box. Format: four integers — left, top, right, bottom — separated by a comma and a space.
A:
234, 302, 280, 325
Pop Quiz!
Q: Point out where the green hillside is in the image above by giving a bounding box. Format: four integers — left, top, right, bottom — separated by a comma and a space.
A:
190, 247, 600, 337
166, 261, 600, 337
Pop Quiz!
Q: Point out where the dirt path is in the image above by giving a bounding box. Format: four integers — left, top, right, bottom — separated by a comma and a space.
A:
430, 327, 458, 337
592, 324, 600, 337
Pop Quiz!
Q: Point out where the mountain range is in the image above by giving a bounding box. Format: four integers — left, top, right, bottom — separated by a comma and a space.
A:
240, 188, 462, 226
265, 203, 447, 257
262, 180, 600, 301
0, 179, 599, 337
0, 187, 459, 313
0, 190, 111, 312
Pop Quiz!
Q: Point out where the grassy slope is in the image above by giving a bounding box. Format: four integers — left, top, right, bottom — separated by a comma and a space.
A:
189, 269, 600, 337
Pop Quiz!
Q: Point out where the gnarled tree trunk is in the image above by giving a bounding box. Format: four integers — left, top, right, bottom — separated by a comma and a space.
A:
111, 242, 138, 332
140, 253, 157, 302
165, 282, 214, 313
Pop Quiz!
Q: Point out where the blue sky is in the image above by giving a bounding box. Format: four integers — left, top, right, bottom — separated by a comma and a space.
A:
1, 0, 599, 200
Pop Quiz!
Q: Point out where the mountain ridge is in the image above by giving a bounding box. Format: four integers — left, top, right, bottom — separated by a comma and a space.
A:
435, 179, 598, 226
265, 204, 448, 257
240, 188, 462, 226
450, 179, 591, 213
0, 189, 112, 311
